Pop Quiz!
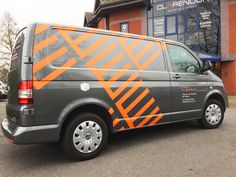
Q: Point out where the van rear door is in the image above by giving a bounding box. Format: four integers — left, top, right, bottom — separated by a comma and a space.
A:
7, 25, 35, 126
8, 28, 26, 104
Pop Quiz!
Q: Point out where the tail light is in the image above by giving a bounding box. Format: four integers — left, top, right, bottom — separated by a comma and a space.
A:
18, 81, 33, 104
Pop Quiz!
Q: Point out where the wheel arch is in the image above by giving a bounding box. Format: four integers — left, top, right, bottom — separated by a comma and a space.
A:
204, 91, 226, 111
58, 98, 114, 138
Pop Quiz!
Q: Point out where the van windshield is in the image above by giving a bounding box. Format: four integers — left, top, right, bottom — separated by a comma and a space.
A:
10, 27, 27, 71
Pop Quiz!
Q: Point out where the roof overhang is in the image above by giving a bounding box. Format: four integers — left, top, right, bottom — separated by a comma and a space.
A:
83, 12, 94, 26
197, 52, 221, 62
94, 0, 150, 17
85, 0, 150, 27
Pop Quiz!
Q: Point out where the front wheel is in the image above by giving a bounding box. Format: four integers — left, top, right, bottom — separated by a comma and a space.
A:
61, 113, 108, 161
198, 99, 224, 129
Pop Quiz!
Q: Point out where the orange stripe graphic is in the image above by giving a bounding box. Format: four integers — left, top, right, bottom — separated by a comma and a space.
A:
34, 35, 57, 53
125, 88, 149, 113
137, 106, 160, 128
110, 73, 139, 100
58, 30, 82, 57
80, 35, 110, 58
97, 53, 124, 76
102, 53, 124, 70
89, 65, 132, 105
108, 64, 131, 83
58, 29, 109, 59
134, 98, 155, 117
113, 117, 120, 127
119, 126, 126, 131
52, 25, 164, 130
35, 24, 49, 35
119, 39, 142, 69
108, 108, 114, 115
149, 113, 164, 126
128, 39, 142, 50
138, 36, 149, 40
33, 47, 67, 73
54, 26, 98, 33
136, 43, 153, 60
74, 32, 95, 45
141, 50, 161, 70
87, 44, 116, 67
119, 37, 162, 71
115, 81, 143, 128
116, 80, 143, 106
33, 58, 77, 90
96, 72, 138, 101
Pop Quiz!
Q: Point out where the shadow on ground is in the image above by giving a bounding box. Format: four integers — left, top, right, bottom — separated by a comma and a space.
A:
0, 99, 7, 102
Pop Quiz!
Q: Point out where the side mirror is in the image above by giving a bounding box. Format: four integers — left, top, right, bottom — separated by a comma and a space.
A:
201, 60, 212, 72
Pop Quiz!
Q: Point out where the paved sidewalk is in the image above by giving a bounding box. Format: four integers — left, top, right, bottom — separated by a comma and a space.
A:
228, 96, 236, 107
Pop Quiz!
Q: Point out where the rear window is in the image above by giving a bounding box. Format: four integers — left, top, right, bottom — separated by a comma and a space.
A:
10, 28, 27, 71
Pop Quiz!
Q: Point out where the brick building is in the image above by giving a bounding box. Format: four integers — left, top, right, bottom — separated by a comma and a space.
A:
84, 0, 236, 95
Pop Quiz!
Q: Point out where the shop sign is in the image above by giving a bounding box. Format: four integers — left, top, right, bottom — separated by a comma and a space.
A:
120, 22, 129, 33
156, 0, 208, 11
200, 12, 212, 28
154, 18, 165, 36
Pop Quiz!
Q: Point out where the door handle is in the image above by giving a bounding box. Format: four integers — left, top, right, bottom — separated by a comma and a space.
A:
173, 74, 181, 79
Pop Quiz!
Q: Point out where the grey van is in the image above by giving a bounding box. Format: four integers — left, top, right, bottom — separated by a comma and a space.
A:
1, 23, 228, 160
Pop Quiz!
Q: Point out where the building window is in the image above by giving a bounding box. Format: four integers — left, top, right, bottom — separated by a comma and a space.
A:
166, 15, 177, 35
120, 22, 129, 33
186, 10, 198, 33
147, 0, 221, 57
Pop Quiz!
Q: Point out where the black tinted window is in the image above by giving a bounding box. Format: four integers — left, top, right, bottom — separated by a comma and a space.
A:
167, 44, 200, 73
10, 28, 26, 71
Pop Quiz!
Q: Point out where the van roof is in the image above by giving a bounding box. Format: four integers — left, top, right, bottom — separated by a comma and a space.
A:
32, 23, 182, 46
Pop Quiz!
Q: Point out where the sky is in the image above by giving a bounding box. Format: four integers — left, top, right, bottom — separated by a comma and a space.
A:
0, 0, 95, 29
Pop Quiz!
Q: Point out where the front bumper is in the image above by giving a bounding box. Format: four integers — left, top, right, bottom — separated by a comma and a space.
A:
223, 92, 229, 109
1, 118, 60, 144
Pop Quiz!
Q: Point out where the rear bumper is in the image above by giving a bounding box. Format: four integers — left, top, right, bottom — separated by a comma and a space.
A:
1, 118, 60, 144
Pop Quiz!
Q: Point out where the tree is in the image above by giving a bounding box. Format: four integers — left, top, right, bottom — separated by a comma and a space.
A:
0, 12, 19, 84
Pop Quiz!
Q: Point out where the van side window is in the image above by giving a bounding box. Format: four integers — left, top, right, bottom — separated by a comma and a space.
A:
167, 44, 200, 73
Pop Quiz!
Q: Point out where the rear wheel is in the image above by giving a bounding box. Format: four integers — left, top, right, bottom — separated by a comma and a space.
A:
198, 99, 224, 129
61, 113, 108, 160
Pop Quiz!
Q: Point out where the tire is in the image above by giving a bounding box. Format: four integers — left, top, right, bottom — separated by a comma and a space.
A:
2, 94, 7, 99
61, 113, 108, 161
198, 99, 224, 129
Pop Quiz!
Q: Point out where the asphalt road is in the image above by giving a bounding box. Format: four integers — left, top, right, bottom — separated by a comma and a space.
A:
0, 100, 236, 177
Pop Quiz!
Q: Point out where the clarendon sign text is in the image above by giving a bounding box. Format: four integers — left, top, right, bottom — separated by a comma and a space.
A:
156, 0, 206, 11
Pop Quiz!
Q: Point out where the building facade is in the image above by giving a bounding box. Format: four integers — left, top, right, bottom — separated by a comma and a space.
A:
84, 0, 236, 95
